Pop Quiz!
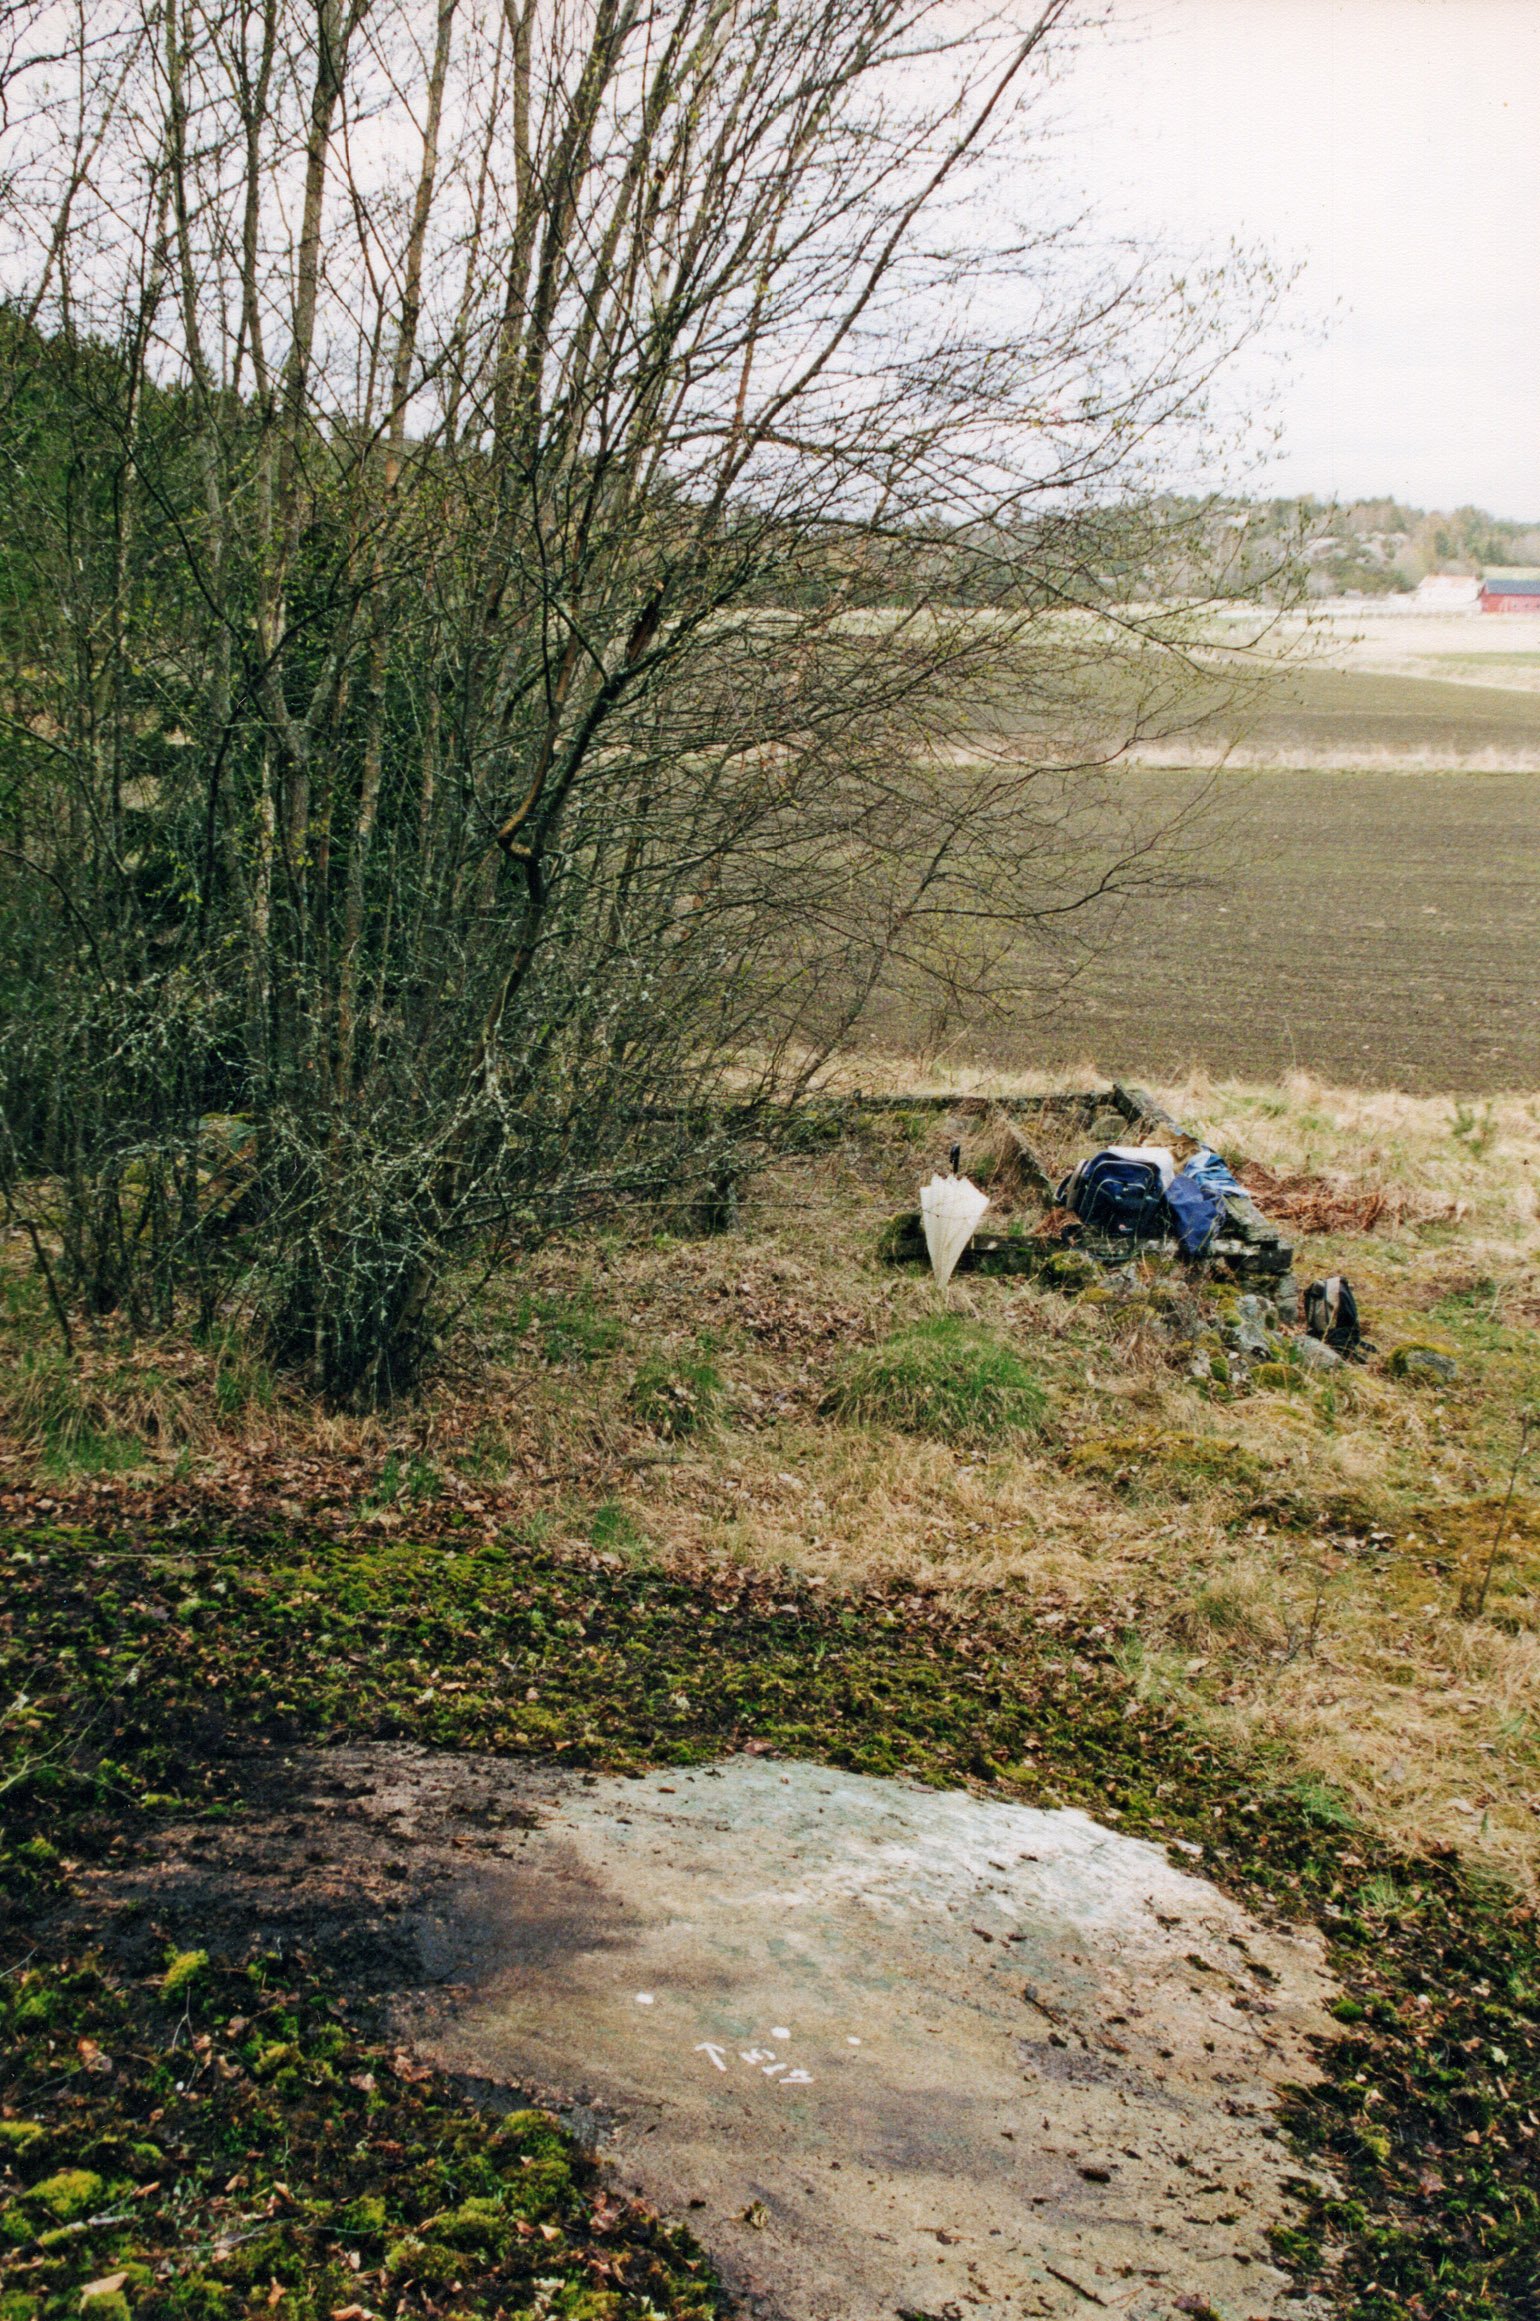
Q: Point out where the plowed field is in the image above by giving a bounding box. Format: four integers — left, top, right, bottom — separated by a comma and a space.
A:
1141, 665, 1540, 765
862, 764, 1540, 1092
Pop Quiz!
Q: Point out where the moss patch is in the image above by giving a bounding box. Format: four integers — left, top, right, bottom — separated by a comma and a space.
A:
1, 1516, 1537, 2319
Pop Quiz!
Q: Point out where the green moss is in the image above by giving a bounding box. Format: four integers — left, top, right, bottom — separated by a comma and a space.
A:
160, 1949, 208, 2002
3, 1517, 1540, 2320
30, 2168, 102, 2221
1388, 1340, 1460, 1381
505, 2160, 572, 2220
0, 2120, 46, 2157
384, 2236, 465, 2287
1066, 1431, 1259, 1499
1038, 1250, 1100, 1293
433, 2195, 513, 2251
250, 2041, 301, 2080
79, 2295, 130, 2321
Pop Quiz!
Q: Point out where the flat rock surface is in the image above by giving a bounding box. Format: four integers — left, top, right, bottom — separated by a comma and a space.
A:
354, 1751, 1338, 2321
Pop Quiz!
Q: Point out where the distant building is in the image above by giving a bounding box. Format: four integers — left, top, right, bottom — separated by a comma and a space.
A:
1480, 567, 1540, 613
1414, 573, 1481, 607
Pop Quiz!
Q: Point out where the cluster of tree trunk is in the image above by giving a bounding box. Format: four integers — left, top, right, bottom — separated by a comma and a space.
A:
0, 0, 1289, 1398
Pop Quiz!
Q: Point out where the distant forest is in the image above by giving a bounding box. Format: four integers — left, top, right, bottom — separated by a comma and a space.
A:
1203, 496, 1540, 600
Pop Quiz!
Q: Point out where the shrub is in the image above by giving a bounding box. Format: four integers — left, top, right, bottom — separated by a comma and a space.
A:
823, 1315, 1046, 1444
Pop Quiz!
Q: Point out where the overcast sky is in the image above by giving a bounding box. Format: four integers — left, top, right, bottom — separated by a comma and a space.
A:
1051, 0, 1540, 517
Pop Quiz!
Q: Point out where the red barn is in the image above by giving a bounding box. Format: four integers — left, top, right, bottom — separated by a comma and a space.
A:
1480, 567, 1540, 612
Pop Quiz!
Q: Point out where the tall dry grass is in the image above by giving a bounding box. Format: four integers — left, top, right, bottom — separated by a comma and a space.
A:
1, 1065, 1536, 1887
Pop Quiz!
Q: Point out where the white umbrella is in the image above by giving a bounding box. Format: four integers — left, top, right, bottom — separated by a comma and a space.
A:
919, 1172, 990, 1293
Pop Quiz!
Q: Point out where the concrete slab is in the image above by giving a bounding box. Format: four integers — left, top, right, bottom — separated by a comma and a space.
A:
376, 1754, 1338, 2321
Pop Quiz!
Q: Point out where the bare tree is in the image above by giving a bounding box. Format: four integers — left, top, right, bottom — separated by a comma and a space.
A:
0, 0, 1289, 1396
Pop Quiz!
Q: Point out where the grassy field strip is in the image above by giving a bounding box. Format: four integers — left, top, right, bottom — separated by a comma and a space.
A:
1120, 746, 1540, 770
1202, 611, 1540, 690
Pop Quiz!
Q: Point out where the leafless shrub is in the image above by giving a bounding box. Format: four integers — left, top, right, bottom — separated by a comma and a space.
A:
0, 0, 1293, 1397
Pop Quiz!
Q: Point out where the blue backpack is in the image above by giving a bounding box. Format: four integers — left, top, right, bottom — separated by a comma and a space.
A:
1164, 1169, 1225, 1256
1181, 1147, 1244, 1198
1162, 1146, 1243, 1257
1058, 1152, 1168, 1240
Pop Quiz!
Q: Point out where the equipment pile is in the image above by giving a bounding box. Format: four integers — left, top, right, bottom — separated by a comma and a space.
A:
876, 1082, 1415, 1394
880, 1082, 1297, 1305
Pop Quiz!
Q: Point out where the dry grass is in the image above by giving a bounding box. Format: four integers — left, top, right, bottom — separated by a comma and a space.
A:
2, 1064, 1538, 1890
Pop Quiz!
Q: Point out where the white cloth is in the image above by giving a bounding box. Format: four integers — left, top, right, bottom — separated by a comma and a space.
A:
1098, 1144, 1175, 1188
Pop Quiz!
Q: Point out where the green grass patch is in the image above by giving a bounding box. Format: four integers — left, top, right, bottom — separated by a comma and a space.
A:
5, 1352, 146, 1476
824, 1314, 1046, 1444
516, 1283, 627, 1367
589, 1499, 648, 1555
366, 1452, 442, 1507
39, 1422, 145, 1479
211, 1347, 276, 1418
1283, 1776, 1361, 1831
629, 1345, 720, 1438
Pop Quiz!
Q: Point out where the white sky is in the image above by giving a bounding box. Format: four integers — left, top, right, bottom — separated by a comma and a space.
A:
1050, 0, 1540, 516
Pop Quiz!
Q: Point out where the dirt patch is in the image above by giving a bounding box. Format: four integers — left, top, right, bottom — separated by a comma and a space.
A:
94, 1747, 1340, 2321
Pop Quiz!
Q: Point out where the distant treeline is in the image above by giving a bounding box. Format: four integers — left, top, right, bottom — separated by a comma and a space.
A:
1196, 494, 1540, 599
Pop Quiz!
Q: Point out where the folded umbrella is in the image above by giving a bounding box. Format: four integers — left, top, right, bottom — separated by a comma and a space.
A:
919, 1172, 990, 1292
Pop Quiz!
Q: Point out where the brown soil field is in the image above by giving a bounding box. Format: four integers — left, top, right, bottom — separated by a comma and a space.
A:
860, 766, 1540, 1092
1230, 667, 1540, 758
1127, 666, 1540, 766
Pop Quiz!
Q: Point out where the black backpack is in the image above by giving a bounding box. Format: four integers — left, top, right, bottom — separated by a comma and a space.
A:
1056, 1152, 1167, 1241
1304, 1275, 1363, 1357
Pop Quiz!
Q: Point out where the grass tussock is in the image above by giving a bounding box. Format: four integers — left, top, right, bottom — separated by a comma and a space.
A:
822, 1312, 1047, 1443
